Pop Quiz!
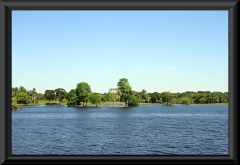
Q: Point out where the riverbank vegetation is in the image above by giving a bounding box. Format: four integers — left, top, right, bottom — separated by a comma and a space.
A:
12, 78, 228, 110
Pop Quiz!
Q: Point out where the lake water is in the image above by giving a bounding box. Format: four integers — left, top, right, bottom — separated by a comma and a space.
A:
12, 104, 228, 155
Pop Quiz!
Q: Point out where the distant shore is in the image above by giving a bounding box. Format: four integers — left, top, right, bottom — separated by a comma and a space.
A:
18, 102, 228, 107
139, 103, 228, 105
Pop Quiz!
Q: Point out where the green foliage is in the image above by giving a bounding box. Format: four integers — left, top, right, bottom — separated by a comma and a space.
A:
128, 95, 139, 106
102, 93, 109, 102
76, 82, 92, 106
44, 90, 55, 101
179, 97, 190, 105
67, 94, 77, 107
140, 89, 147, 103
117, 78, 132, 107
12, 82, 229, 108
19, 86, 27, 93
108, 88, 120, 106
12, 87, 18, 97
162, 91, 174, 105
28, 88, 38, 104
90, 94, 102, 107
55, 88, 67, 102
16, 92, 30, 104
12, 96, 23, 110
66, 89, 77, 107
37, 93, 44, 101
149, 92, 160, 103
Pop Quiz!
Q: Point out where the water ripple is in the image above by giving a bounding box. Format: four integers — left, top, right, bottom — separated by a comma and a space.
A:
12, 105, 228, 155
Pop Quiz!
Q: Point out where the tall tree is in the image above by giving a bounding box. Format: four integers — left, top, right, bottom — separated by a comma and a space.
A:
117, 78, 132, 107
76, 82, 92, 107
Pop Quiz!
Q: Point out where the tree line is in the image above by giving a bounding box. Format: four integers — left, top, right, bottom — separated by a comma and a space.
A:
12, 78, 228, 110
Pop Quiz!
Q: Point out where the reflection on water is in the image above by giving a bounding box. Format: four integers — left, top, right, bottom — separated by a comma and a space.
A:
12, 105, 228, 155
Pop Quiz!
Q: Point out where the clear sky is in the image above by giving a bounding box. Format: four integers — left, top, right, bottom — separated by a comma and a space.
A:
12, 10, 228, 94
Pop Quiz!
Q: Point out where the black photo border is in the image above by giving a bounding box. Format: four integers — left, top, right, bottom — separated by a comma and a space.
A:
0, 0, 239, 164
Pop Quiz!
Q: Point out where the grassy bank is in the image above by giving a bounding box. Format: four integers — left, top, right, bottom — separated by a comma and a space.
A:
37, 100, 124, 106
37, 100, 67, 105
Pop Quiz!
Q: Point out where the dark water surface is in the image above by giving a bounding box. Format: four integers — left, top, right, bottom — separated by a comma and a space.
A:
12, 104, 228, 155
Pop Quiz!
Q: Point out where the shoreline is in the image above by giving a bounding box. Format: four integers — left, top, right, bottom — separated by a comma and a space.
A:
139, 103, 228, 105
19, 102, 228, 107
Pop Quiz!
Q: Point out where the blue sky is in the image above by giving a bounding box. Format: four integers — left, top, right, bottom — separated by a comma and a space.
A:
12, 10, 228, 94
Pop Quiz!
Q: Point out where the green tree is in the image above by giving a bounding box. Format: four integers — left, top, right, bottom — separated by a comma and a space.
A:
162, 91, 174, 105
212, 92, 221, 103
16, 92, 30, 104
128, 95, 139, 106
132, 90, 142, 103
12, 87, 19, 97
67, 89, 77, 107
44, 90, 55, 101
12, 88, 23, 110
102, 93, 109, 102
149, 92, 159, 103
37, 93, 44, 101
28, 88, 38, 104
55, 88, 67, 103
206, 93, 212, 104
67, 95, 77, 107
117, 78, 132, 107
216, 92, 225, 104
140, 89, 147, 103
90, 93, 102, 107
19, 86, 27, 93
193, 93, 208, 104
223, 92, 228, 103
179, 97, 190, 105
76, 82, 92, 107
179, 91, 195, 104
12, 96, 23, 110
199, 96, 207, 104
66, 89, 75, 100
